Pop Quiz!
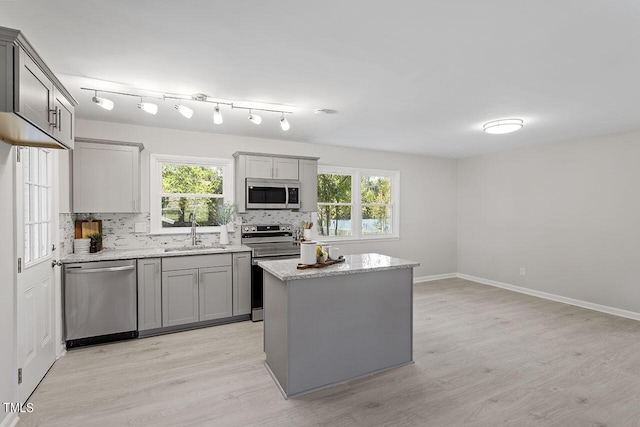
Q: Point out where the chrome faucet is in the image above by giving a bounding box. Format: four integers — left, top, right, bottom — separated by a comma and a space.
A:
189, 213, 200, 245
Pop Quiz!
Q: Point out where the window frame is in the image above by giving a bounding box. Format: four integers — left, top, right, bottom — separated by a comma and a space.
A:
150, 154, 234, 235
315, 165, 400, 242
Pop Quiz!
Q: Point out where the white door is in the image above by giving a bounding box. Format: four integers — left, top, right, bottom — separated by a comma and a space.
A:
16, 147, 56, 403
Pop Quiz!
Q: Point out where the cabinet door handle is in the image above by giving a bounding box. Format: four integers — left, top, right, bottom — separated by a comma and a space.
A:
58, 107, 62, 131
49, 107, 58, 129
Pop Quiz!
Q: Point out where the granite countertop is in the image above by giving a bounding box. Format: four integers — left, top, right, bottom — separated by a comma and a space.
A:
258, 253, 420, 281
61, 244, 252, 263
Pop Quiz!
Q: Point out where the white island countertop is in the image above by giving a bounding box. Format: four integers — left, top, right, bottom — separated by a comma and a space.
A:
62, 244, 252, 263
258, 253, 419, 281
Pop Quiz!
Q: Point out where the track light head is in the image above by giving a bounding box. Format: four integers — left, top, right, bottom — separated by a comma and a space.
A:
213, 104, 223, 124
248, 110, 262, 125
138, 102, 158, 115
175, 104, 194, 119
92, 95, 114, 111
280, 114, 290, 131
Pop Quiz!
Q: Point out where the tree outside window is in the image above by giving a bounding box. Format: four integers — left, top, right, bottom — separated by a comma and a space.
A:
317, 173, 352, 236
161, 163, 225, 228
317, 167, 399, 239
361, 175, 392, 235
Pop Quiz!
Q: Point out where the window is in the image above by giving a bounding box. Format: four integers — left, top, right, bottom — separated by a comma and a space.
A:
316, 166, 399, 240
23, 148, 52, 265
151, 154, 233, 234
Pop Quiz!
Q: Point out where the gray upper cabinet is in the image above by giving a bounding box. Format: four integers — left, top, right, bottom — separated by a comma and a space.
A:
52, 88, 74, 147
73, 139, 142, 213
245, 154, 299, 180
245, 155, 274, 179
233, 152, 319, 213
0, 26, 77, 149
299, 159, 318, 212
233, 252, 251, 315
137, 258, 162, 331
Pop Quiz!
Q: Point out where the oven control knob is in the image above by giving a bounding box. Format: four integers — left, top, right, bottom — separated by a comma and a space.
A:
243, 226, 250, 232
251, 226, 256, 232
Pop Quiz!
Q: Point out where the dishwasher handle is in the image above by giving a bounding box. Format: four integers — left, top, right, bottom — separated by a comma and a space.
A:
66, 265, 135, 274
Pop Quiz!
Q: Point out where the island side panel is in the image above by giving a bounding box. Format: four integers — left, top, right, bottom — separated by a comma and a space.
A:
287, 268, 413, 396
264, 271, 288, 394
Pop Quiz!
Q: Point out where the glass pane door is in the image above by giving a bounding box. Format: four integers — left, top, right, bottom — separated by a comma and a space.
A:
23, 147, 52, 265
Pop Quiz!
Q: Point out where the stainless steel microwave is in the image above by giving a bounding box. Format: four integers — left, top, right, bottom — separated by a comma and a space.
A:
246, 179, 301, 210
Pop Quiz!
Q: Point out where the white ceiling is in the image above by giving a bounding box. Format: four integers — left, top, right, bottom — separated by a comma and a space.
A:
1, 1, 640, 158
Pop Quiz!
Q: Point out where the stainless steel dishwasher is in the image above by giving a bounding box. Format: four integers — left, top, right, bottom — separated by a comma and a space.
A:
64, 259, 138, 348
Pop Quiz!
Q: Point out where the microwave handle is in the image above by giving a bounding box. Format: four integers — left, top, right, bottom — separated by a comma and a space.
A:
285, 184, 289, 208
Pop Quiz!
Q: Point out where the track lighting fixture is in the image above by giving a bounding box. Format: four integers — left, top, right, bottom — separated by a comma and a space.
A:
81, 87, 297, 129
138, 98, 158, 115
175, 104, 194, 119
248, 110, 262, 125
213, 104, 223, 124
91, 91, 114, 111
280, 113, 290, 131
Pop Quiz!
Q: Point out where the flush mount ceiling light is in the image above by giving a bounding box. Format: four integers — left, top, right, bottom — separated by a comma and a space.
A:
175, 104, 194, 119
91, 91, 114, 111
81, 87, 298, 129
213, 104, 223, 124
248, 110, 262, 125
280, 113, 290, 131
483, 118, 524, 134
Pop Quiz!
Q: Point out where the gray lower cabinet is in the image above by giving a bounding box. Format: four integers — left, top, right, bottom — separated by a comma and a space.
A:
137, 258, 162, 331
137, 253, 250, 333
162, 269, 199, 327
161, 254, 234, 328
199, 266, 233, 321
233, 253, 251, 315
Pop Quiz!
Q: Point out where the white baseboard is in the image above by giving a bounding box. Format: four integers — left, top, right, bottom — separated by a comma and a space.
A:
413, 273, 457, 284
457, 273, 640, 322
0, 413, 19, 427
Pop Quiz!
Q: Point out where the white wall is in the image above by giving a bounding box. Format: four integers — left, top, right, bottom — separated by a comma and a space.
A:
0, 143, 16, 426
458, 131, 640, 313
73, 119, 459, 278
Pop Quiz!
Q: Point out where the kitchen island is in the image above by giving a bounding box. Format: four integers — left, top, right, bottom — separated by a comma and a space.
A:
258, 253, 419, 398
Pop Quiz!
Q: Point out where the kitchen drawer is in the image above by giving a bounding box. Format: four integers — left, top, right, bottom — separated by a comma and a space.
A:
162, 254, 232, 271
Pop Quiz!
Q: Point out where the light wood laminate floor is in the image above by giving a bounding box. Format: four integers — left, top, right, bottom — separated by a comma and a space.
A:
19, 278, 640, 426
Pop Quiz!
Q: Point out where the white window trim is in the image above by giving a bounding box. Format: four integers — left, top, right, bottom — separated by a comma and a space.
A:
314, 165, 400, 241
150, 154, 234, 235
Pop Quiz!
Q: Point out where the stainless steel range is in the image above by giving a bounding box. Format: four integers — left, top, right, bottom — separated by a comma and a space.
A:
241, 224, 300, 321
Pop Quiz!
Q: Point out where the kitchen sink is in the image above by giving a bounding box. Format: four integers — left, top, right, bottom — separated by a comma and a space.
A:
164, 244, 227, 252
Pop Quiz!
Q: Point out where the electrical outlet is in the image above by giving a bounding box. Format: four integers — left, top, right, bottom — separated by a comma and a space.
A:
134, 222, 147, 233
519, 267, 526, 276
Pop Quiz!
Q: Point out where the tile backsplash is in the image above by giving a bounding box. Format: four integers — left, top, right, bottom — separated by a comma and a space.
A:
61, 210, 312, 254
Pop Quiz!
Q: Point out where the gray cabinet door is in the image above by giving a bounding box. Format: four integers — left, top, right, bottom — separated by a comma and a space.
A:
245, 155, 273, 179
299, 159, 318, 212
137, 258, 162, 331
52, 88, 74, 149
274, 157, 299, 180
162, 269, 199, 327
16, 48, 53, 132
233, 253, 251, 315
199, 266, 233, 321
73, 141, 140, 213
